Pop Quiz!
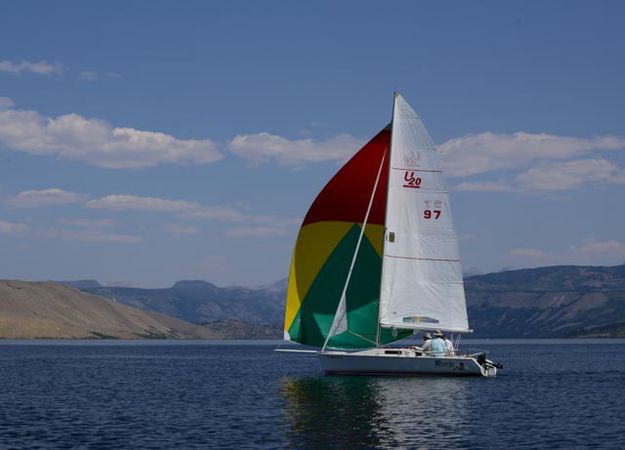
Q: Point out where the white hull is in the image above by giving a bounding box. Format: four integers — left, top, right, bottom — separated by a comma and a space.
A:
319, 348, 497, 377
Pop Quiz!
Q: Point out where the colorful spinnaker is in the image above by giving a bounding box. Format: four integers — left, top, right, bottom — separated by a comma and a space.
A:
283, 93, 468, 351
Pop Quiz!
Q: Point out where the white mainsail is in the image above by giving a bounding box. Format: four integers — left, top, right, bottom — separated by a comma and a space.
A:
379, 94, 469, 332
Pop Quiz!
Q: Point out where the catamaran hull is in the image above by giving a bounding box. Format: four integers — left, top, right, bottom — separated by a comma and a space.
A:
319, 349, 497, 377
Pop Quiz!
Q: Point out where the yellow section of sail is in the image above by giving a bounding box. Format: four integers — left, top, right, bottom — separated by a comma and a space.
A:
283, 221, 385, 332
284, 258, 299, 334
363, 223, 384, 258
284, 221, 351, 332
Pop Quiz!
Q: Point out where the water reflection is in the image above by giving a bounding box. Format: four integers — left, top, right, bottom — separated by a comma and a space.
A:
280, 375, 470, 449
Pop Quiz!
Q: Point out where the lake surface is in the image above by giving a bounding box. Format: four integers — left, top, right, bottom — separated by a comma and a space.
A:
1, 340, 624, 449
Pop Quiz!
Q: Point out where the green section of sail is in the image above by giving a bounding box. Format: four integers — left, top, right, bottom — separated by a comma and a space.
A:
288, 224, 411, 349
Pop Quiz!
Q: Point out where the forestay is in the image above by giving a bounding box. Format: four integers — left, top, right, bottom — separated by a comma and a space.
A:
379, 94, 469, 332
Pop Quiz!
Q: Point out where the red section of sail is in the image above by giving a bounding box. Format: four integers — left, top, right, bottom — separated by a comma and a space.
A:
302, 127, 390, 227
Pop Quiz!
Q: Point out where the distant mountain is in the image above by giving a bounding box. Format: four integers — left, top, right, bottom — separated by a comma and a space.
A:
81, 280, 285, 327
256, 278, 288, 294
575, 322, 625, 338
0, 280, 222, 339
466, 265, 625, 337
466, 265, 625, 292
463, 267, 484, 277
56, 279, 103, 289
201, 319, 281, 339
71, 264, 625, 338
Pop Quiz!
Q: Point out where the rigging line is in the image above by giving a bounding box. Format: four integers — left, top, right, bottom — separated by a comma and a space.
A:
322, 149, 388, 353
346, 330, 376, 345
384, 255, 460, 262
326, 330, 377, 350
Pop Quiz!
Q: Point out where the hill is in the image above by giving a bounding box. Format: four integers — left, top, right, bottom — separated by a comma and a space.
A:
0, 280, 225, 339
56, 280, 103, 289
77, 265, 625, 338
465, 265, 625, 337
200, 319, 281, 339
82, 279, 285, 327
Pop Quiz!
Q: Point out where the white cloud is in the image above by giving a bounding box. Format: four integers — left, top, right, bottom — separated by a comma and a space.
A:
4, 189, 297, 231
453, 180, 514, 192
7, 188, 89, 208
571, 239, 625, 256
225, 226, 292, 238
439, 132, 625, 178
507, 238, 625, 267
228, 132, 363, 166
452, 158, 625, 193
1, 212, 135, 243
227, 130, 625, 178
163, 224, 200, 237
84, 194, 295, 225
0, 220, 29, 236
1, 215, 136, 243
86, 195, 200, 213
41, 228, 142, 243
515, 158, 625, 191
229, 130, 625, 189
509, 248, 551, 259
0, 97, 15, 110
0, 99, 223, 168
0, 59, 63, 76
79, 70, 99, 81
84, 195, 246, 221
56, 218, 115, 228
456, 158, 625, 192
78, 71, 120, 81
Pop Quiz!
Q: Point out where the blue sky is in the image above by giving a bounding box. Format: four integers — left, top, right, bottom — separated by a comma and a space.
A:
1, 0, 625, 287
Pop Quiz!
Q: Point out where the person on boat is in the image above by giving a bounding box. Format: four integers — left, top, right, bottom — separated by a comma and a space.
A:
430, 330, 447, 357
421, 332, 432, 352
444, 334, 455, 356
410, 332, 431, 355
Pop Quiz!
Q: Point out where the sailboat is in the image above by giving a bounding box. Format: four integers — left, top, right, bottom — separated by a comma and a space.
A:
281, 93, 499, 377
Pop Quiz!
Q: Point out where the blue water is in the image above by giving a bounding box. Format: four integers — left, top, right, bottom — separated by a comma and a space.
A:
1, 340, 624, 449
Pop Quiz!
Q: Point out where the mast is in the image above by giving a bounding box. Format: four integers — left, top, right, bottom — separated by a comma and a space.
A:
375, 92, 398, 348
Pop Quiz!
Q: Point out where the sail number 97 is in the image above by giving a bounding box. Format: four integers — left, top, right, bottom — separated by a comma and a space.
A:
424, 210, 441, 219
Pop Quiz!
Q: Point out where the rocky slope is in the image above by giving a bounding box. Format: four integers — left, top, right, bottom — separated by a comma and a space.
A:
0, 280, 222, 339
69, 264, 625, 338
81, 280, 285, 327
200, 319, 281, 339
466, 265, 625, 337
